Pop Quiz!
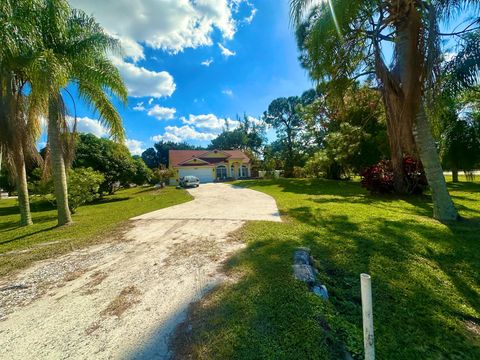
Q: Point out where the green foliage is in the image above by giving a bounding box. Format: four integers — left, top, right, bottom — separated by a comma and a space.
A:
301, 85, 388, 179
73, 133, 137, 194
129, 158, 153, 186
440, 118, 480, 172
151, 167, 176, 185
305, 150, 335, 178
28, 167, 104, 213
433, 89, 480, 174
292, 166, 306, 178
0, 167, 14, 193
67, 167, 104, 213
141, 148, 160, 169
208, 115, 266, 155
262, 140, 286, 173
444, 30, 480, 96
28, 168, 52, 196
263, 90, 316, 176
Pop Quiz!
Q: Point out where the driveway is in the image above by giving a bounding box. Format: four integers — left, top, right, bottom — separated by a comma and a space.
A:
0, 184, 280, 360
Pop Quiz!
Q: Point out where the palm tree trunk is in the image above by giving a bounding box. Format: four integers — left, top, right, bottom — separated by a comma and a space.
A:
13, 146, 32, 226
451, 167, 459, 182
48, 95, 72, 226
414, 106, 458, 221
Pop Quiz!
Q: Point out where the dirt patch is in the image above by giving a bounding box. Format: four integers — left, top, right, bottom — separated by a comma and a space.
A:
85, 321, 101, 336
79, 271, 109, 295
465, 320, 480, 337
64, 269, 87, 282
101, 285, 141, 318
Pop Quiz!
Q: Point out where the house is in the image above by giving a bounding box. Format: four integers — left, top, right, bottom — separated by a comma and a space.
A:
169, 149, 251, 184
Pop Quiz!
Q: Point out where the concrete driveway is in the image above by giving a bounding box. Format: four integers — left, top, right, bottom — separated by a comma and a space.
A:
0, 183, 280, 360
134, 183, 281, 222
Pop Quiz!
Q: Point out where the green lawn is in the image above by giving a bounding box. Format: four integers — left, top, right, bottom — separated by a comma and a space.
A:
0, 186, 192, 276
173, 179, 480, 360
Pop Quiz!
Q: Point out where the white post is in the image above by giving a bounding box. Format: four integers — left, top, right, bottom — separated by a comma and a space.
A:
361, 273, 375, 360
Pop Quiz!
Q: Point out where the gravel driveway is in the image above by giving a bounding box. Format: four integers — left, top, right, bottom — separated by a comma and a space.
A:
0, 184, 280, 360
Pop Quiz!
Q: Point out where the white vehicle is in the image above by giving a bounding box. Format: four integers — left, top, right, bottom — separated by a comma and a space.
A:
179, 176, 200, 188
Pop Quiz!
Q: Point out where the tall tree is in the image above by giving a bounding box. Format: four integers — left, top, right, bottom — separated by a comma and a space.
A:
290, 0, 478, 220
208, 114, 266, 154
36, 0, 127, 225
263, 90, 315, 177
0, 0, 43, 226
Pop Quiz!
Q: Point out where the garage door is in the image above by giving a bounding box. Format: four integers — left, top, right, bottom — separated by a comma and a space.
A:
179, 167, 214, 183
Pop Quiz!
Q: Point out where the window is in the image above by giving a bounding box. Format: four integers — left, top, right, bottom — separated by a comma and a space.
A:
216, 165, 227, 179
241, 165, 248, 177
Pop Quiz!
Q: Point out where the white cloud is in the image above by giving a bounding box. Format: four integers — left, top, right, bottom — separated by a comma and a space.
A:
218, 43, 236, 57
116, 36, 145, 63
222, 89, 233, 96
147, 105, 177, 120
148, 98, 154, 105
151, 125, 217, 143
201, 58, 214, 67
69, 0, 247, 54
68, 1, 255, 101
181, 113, 239, 131
444, 51, 457, 62
133, 102, 145, 111
125, 139, 145, 156
243, 8, 257, 24
247, 116, 264, 127
69, 116, 109, 138
112, 57, 176, 98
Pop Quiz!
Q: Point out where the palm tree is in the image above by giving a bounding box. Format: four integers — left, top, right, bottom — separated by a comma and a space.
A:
36, 0, 127, 226
0, 0, 44, 226
290, 0, 479, 221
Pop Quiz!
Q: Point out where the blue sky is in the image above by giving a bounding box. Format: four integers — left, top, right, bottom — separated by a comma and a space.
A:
42, 1, 474, 156
54, 0, 312, 155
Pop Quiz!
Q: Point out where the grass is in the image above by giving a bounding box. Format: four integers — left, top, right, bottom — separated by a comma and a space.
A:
173, 178, 480, 359
0, 186, 192, 276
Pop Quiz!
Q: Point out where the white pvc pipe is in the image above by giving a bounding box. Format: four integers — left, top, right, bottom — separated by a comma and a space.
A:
361, 273, 375, 360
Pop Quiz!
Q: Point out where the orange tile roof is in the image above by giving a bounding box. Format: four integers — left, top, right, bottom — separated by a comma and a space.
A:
169, 149, 250, 167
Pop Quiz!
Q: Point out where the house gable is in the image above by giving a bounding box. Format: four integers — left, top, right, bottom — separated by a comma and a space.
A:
198, 150, 231, 159
178, 157, 211, 166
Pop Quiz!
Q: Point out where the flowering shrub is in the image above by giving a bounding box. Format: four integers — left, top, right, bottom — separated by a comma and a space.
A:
361, 156, 428, 194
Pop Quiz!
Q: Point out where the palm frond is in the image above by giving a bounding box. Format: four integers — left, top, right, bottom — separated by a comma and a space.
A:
77, 82, 125, 142
71, 56, 128, 103
444, 30, 480, 94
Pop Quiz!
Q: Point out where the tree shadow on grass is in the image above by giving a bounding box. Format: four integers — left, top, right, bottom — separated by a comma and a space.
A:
0, 225, 58, 246
0, 199, 56, 217
238, 178, 480, 218
91, 197, 131, 205
166, 210, 480, 358
306, 213, 480, 358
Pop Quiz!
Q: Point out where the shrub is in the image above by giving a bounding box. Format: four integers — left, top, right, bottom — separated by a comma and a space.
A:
292, 166, 306, 178
304, 150, 344, 179
151, 167, 176, 185
361, 156, 428, 194
67, 167, 104, 213
129, 158, 153, 186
